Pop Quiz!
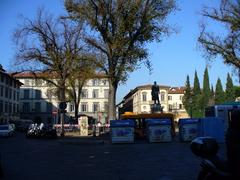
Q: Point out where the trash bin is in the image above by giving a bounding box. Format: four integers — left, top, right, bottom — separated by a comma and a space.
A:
110, 120, 135, 144
178, 118, 199, 142
146, 119, 172, 143
198, 117, 225, 143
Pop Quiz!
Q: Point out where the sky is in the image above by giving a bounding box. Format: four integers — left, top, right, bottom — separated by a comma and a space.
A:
0, 0, 238, 103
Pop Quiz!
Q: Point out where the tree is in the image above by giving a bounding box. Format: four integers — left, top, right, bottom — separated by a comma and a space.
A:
192, 71, 203, 118
13, 9, 88, 135
202, 67, 211, 108
234, 85, 240, 100
198, 0, 240, 70
182, 75, 192, 116
66, 55, 96, 121
65, 0, 176, 120
215, 78, 225, 104
209, 84, 215, 105
225, 73, 235, 102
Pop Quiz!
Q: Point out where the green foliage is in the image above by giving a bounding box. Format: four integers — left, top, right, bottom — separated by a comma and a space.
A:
192, 71, 203, 118
234, 86, 240, 99
215, 78, 225, 104
182, 75, 192, 116
202, 67, 211, 108
65, 0, 176, 120
225, 73, 235, 102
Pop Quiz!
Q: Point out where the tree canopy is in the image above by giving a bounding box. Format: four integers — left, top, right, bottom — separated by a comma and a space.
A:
198, 0, 240, 70
65, 0, 177, 120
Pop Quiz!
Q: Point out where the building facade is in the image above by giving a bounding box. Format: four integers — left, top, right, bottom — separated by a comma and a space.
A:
118, 84, 188, 120
14, 73, 109, 124
0, 66, 22, 124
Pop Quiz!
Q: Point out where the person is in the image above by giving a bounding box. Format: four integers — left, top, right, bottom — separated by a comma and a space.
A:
151, 81, 160, 104
225, 109, 240, 179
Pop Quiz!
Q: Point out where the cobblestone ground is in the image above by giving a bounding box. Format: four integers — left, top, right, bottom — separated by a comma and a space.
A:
0, 132, 226, 180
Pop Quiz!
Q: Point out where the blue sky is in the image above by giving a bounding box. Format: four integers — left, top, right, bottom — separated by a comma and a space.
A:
0, 0, 238, 103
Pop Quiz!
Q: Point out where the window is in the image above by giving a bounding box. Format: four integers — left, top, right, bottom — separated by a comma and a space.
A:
169, 104, 172, 111
24, 89, 30, 99
35, 90, 41, 99
81, 103, 88, 112
92, 89, 99, 98
13, 104, 16, 113
93, 102, 99, 112
5, 87, 8, 98
13, 91, 16, 100
104, 89, 109, 99
46, 102, 52, 112
142, 92, 147, 101
102, 80, 107, 86
92, 79, 98, 86
9, 89, 12, 99
9, 103, 12, 113
35, 102, 41, 112
23, 102, 30, 113
161, 92, 165, 101
81, 89, 88, 98
24, 79, 30, 86
179, 104, 183, 109
180, 95, 183, 100
17, 92, 19, 101
0, 101, 3, 113
168, 96, 172, 100
70, 103, 74, 112
1, 74, 4, 82
5, 102, 8, 113
0, 86, 3, 97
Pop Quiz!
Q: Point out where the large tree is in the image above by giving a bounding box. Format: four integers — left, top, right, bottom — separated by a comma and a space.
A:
13, 9, 88, 135
192, 71, 203, 118
215, 78, 225, 104
198, 0, 240, 70
225, 73, 235, 102
182, 75, 192, 117
202, 67, 211, 109
65, 0, 176, 120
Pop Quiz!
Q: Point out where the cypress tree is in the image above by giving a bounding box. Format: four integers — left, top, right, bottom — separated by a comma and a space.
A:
202, 67, 211, 108
182, 75, 192, 116
225, 73, 235, 102
192, 71, 203, 117
215, 78, 225, 104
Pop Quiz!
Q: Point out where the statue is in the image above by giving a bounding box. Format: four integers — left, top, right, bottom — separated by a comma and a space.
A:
151, 81, 160, 104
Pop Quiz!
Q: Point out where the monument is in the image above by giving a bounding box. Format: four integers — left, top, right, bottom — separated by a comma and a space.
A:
151, 81, 163, 113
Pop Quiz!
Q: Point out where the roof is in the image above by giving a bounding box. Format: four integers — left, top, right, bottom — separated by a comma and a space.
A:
168, 87, 185, 94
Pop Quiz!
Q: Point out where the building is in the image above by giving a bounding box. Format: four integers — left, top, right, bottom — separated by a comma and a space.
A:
118, 84, 188, 120
0, 65, 22, 124
13, 72, 109, 124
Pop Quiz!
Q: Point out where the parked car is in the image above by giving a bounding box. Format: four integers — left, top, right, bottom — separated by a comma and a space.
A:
0, 124, 14, 137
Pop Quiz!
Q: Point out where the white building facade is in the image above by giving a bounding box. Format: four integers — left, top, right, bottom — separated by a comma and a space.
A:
14, 73, 109, 124
118, 84, 188, 120
0, 66, 22, 124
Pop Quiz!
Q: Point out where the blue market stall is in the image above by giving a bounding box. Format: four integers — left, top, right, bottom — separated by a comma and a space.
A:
146, 119, 172, 143
110, 120, 135, 143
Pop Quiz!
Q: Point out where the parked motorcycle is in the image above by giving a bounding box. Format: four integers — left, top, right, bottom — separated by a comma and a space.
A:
190, 137, 234, 180
26, 123, 57, 139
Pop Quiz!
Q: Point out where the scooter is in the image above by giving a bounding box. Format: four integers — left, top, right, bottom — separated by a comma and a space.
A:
190, 137, 234, 180
26, 123, 57, 139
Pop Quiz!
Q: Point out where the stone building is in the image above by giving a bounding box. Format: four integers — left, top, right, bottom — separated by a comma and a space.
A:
0, 65, 22, 124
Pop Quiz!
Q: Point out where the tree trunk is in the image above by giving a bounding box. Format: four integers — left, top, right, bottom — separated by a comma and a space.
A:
59, 85, 66, 137
74, 102, 79, 122
108, 81, 117, 121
